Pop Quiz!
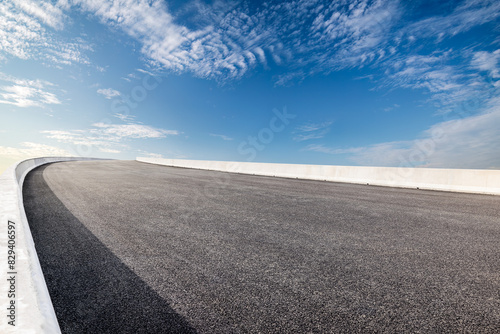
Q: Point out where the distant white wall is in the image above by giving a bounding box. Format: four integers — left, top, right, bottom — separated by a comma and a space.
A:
0, 157, 102, 334
137, 157, 500, 196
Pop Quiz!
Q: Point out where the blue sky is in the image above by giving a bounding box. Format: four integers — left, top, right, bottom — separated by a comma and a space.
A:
1, 0, 499, 173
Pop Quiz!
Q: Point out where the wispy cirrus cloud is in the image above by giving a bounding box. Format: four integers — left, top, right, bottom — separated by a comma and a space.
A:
293, 121, 332, 142
69, 0, 265, 80
91, 123, 179, 139
58, 0, 499, 120
136, 149, 188, 159
0, 141, 71, 159
97, 88, 121, 99
41, 129, 121, 154
384, 103, 400, 112
62, 0, 402, 81
399, 0, 500, 43
378, 47, 500, 113
210, 133, 233, 141
11, 0, 65, 30
304, 144, 364, 155
471, 49, 500, 79
0, 73, 61, 108
42, 122, 180, 154
114, 112, 135, 122
0, 1, 49, 60
4, 0, 498, 90
381, 51, 472, 111
0, 0, 90, 65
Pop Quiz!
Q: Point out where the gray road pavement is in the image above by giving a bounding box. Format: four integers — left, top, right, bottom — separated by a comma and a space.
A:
23, 160, 500, 333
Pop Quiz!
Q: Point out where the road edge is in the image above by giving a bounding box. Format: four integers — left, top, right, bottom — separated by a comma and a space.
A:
0, 157, 106, 334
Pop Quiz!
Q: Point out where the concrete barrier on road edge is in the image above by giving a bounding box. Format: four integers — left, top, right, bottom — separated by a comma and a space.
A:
136, 158, 500, 196
0, 157, 104, 334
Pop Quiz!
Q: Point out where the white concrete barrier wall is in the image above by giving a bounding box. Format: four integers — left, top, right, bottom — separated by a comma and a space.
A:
137, 157, 500, 196
0, 157, 102, 334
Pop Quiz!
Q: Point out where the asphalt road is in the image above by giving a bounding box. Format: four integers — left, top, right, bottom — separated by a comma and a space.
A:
23, 160, 500, 333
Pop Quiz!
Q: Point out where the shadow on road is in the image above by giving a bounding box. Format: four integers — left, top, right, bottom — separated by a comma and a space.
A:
23, 164, 198, 334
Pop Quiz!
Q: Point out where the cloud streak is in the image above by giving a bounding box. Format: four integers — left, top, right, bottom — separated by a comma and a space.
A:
399, 0, 500, 42
471, 49, 500, 79
294, 121, 332, 141
0, 142, 72, 159
210, 133, 233, 141
0, 0, 90, 65
11, 0, 65, 30
97, 88, 121, 99
42, 122, 180, 155
0, 73, 61, 108
92, 123, 179, 139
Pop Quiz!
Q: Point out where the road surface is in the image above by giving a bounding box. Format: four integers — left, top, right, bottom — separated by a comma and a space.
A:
23, 160, 500, 333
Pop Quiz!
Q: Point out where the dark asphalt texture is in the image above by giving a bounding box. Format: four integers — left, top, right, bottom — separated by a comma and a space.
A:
23, 160, 500, 333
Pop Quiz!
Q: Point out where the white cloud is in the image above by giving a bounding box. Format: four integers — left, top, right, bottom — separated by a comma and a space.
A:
304, 144, 365, 155
294, 121, 332, 141
0, 0, 90, 65
42, 121, 180, 154
99, 147, 121, 154
210, 133, 233, 141
384, 103, 400, 112
42, 129, 113, 149
0, 142, 72, 159
45, 40, 92, 66
12, 0, 65, 30
92, 123, 179, 139
2, 0, 498, 86
0, 1, 45, 60
65, 0, 401, 81
137, 149, 187, 159
296, 121, 332, 133
307, 99, 500, 169
1, 0, 488, 88
114, 112, 135, 122
60, 0, 497, 100
136, 68, 155, 76
381, 50, 494, 113
307, 0, 400, 69
97, 88, 121, 99
0, 73, 61, 108
400, 0, 500, 42
417, 100, 500, 168
471, 49, 500, 78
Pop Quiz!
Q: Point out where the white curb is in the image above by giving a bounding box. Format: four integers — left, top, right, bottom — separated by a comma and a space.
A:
0, 157, 103, 334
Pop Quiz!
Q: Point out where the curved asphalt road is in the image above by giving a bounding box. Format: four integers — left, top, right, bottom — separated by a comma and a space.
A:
23, 160, 500, 333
